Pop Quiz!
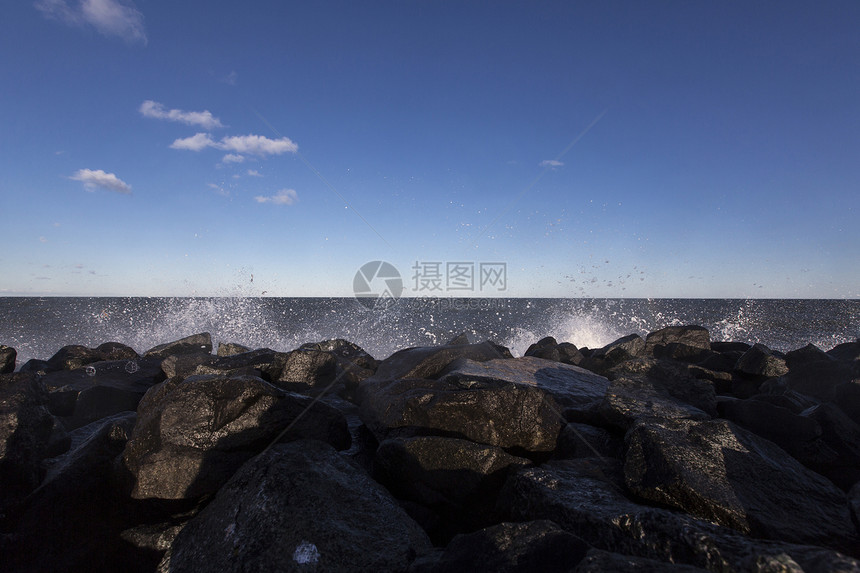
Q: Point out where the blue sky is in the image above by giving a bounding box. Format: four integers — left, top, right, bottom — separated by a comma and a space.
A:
1, 1, 858, 298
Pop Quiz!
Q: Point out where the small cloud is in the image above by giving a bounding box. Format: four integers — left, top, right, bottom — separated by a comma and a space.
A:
247, 169, 262, 177
540, 159, 564, 168
139, 100, 224, 130
35, 0, 147, 45
222, 153, 245, 163
170, 133, 216, 151
69, 168, 132, 194
223, 71, 238, 85
170, 133, 297, 156
39, 236, 48, 243
220, 134, 298, 155
254, 189, 298, 205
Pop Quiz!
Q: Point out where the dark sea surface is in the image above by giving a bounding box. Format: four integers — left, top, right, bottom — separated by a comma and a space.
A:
1, 297, 858, 367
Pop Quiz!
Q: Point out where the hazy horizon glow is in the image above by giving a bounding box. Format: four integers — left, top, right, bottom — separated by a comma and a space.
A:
2, 2, 858, 298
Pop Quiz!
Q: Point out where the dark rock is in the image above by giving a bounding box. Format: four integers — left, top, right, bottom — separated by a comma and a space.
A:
525, 336, 561, 361
4, 412, 137, 572
0, 345, 16, 374
0, 372, 57, 512
782, 359, 859, 401
411, 520, 589, 573
121, 374, 350, 500
499, 458, 860, 571
574, 548, 708, 572
833, 379, 860, 421
645, 325, 711, 355
557, 342, 585, 366
374, 436, 530, 540
623, 417, 857, 550
358, 372, 563, 453
216, 342, 250, 356
158, 439, 432, 573
653, 342, 713, 363
298, 338, 379, 398
801, 402, 860, 490
269, 347, 338, 394
554, 422, 622, 460
94, 342, 139, 361
785, 343, 836, 369
598, 360, 716, 431
734, 343, 789, 378
828, 339, 860, 362
46, 344, 102, 371
319, 393, 377, 474
39, 357, 165, 430
161, 348, 277, 380
850, 482, 860, 527
441, 356, 611, 422
711, 341, 752, 353
17, 358, 50, 375
695, 351, 739, 374
582, 334, 645, 373
717, 398, 826, 464
370, 340, 512, 382
143, 333, 212, 360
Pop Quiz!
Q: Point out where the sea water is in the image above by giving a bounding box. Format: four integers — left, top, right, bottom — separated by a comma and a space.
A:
0, 297, 857, 367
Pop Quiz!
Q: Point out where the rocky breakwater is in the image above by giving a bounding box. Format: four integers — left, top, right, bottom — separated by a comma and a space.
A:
0, 328, 858, 572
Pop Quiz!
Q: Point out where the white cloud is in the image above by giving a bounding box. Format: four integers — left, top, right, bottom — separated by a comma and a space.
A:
139, 100, 223, 130
170, 133, 298, 157
220, 134, 298, 155
254, 189, 298, 205
247, 169, 262, 177
69, 168, 132, 194
222, 153, 245, 163
170, 133, 216, 151
540, 159, 564, 168
224, 71, 238, 86
35, 0, 147, 45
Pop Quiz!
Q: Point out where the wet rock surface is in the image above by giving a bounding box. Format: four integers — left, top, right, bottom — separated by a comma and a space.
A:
159, 439, 432, 573
1, 330, 859, 571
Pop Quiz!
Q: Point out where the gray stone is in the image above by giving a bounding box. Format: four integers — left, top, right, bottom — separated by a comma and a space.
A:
121, 374, 350, 500
159, 440, 432, 573
623, 417, 857, 550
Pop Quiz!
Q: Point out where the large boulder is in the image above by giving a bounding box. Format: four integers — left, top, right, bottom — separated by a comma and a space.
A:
4, 412, 137, 572
441, 356, 611, 422
121, 374, 350, 500
40, 357, 165, 430
581, 334, 645, 374
645, 325, 711, 355
46, 342, 138, 371
160, 348, 277, 380
734, 343, 789, 378
499, 458, 860, 571
268, 347, 338, 394
716, 397, 832, 468
782, 359, 859, 401
158, 440, 432, 573
411, 520, 589, 573
0, 372, 60, 511
574, 549, 708, 572
801, 402, 860, 490
143, 333, 212, 360
623, 417, 857, 551
358, 359, 567, 453
0, 345, 16, 374
370, 340, 512, 382
374, 436, 530, 539
597, 363, 716, 431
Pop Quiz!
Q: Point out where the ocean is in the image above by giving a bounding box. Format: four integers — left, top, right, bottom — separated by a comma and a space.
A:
1, 297, 858, 367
